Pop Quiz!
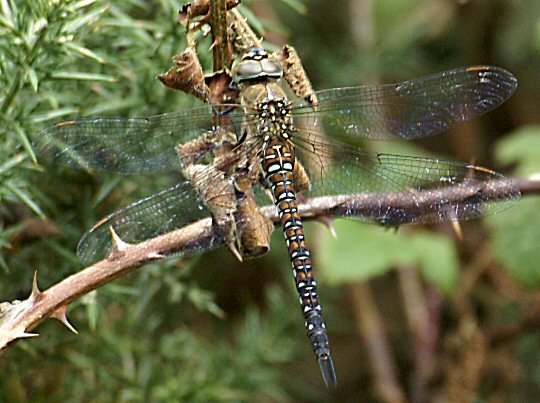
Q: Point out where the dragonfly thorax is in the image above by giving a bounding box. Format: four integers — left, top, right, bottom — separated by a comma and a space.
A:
256, 98, 293, 142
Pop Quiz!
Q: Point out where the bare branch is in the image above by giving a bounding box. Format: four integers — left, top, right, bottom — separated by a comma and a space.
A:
292, 177, 527, 225
1, 176, 537, 351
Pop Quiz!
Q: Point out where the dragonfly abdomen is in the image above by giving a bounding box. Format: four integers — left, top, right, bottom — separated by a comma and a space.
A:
262, 138, 337, 387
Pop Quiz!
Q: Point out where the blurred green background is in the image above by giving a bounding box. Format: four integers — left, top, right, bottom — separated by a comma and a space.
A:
1, 0, 540, 401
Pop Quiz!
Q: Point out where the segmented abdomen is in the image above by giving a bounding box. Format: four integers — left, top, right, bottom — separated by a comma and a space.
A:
261, 137, 334, 375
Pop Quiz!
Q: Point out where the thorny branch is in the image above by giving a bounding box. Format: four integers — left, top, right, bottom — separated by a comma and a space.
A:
1, 177, 539, 350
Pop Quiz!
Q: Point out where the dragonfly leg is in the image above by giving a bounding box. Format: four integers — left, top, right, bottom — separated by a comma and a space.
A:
202, 88, 239, 116
234, 129, 248, 146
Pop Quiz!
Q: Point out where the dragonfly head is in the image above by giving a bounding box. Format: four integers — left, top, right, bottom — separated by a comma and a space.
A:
233, 47, 283, 84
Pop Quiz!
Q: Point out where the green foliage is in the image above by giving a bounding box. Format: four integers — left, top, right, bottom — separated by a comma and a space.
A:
488, 197, 540, 287
147, 287, 298, 402
57, 282, 302, 402
488, 125, 540, 287
316, 221, 458, 293
0, 0, 193, 273
496, 125, 540, 176
4, 282, 304, 402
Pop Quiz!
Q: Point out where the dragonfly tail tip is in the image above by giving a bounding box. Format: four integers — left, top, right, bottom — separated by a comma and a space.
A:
318, 354, 337, 387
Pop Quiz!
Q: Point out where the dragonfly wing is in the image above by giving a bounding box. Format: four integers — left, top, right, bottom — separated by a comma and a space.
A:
292, 66, 517, 140
35, 105, 246, 174
77, 181, 225, 263
292, 133, 520, 225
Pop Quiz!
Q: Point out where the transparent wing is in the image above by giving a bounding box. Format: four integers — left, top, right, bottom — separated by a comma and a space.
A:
35, 105, 250, 174
292, 66, 517, 140
292, 132, 520, 225
77, 181, 225, 263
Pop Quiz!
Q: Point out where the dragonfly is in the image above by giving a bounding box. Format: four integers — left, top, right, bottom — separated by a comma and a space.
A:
35, 48, 520, 387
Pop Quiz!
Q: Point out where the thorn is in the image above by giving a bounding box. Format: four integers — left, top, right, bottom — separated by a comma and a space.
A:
227, 242, 243, 262
451, 219, 463, 240
109, 226, 130, 256
51, 305, 78, 334
209, 38, 218, 51
18, 330, 39, 339
30, 271, 43, 302
318, 216, 338, 240
32, 271, 40, 294
146, 251, 165, 260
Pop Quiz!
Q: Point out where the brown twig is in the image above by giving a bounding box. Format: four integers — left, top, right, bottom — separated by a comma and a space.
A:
398, 266, 440, 403
209, 0, 232, 72
2, 176, 536, 351
272, 177, 530, 226
350, 283, 407, 403
440, 315, 487, 403
437, 242, 498, 401
159, 0, 240, 104
178, 0, 241, 26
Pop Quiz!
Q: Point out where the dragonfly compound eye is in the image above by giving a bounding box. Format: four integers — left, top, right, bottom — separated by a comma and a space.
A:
233, 50, 283, 84
234, 60, 264, 83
